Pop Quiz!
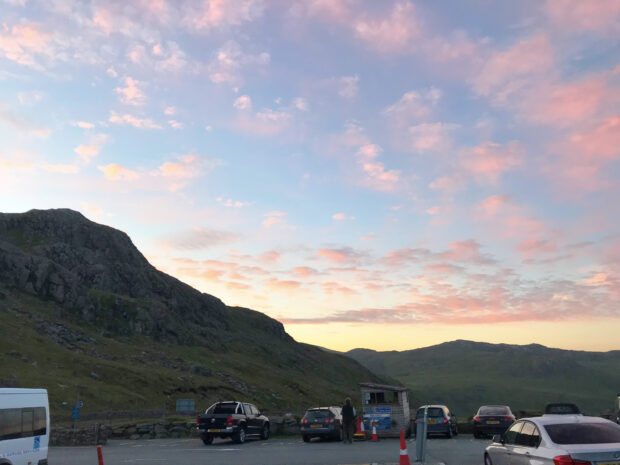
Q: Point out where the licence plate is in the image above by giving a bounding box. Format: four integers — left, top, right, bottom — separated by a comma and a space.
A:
598, 462, 620, 465
207, 428, 221, 432
311, 424, 322, 428
428, 420, 436, 424
487, 421, 500, 424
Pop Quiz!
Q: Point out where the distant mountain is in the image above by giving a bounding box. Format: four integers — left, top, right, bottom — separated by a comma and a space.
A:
0, 209, 383, 416
347, 340, 620, 417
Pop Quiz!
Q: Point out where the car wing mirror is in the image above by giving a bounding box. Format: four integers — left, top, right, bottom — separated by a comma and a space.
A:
492, 434, 503, 444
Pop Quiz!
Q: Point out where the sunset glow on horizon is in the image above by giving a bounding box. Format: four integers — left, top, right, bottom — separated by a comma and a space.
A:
1, 0, 619, 352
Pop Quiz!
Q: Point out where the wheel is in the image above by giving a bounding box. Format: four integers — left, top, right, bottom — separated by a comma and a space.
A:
302, 435, 310, 443
485, 453, 494, 465
473, 431, 481, 439
233, 427, 246, 444
260, 423, 270, 440
405, 427, 412, 439
334, 427, 342, 441
201, 434, 213, 445
453, 424, 458, 436
446, 426, 453, 438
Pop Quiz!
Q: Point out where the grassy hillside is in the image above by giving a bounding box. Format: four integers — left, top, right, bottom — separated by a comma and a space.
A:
0, 288, 381, 421
348, 340, 620, 417
0, 209, 383, 421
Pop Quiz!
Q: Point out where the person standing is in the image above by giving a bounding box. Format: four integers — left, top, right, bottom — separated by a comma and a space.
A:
341, 397, 356, 443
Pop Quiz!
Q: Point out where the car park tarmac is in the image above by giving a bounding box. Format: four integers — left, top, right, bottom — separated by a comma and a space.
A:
49, 435, 488, 465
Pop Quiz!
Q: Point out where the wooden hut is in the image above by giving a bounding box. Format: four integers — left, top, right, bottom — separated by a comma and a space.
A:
359, 382, 411, 438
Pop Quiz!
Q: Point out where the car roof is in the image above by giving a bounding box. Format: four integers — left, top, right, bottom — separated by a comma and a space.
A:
479, 405, 510, 408
307, 406, 340, 411
417, 405, 447, 409
521, 415, 612, 426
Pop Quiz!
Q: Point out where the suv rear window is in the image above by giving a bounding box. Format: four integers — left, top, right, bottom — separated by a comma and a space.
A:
544, 423, 620, 444
417, 408, 444, 417
304, 410, 332, 421
479, 406, 510, 416
545, 404, 580, 414
208, 403, 238, 414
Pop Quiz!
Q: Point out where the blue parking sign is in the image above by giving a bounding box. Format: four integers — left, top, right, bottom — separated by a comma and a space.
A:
72, 407, 80, 420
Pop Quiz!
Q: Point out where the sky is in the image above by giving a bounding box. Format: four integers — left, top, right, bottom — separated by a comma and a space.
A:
1, 0, 619, 352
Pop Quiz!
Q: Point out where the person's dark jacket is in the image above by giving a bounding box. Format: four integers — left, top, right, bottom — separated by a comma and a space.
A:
342, 404, 355, 424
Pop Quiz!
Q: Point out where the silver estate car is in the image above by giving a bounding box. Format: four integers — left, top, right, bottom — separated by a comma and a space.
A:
484, 415, 620, 465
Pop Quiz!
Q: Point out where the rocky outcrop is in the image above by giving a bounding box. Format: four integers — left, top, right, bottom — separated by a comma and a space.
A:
0, 209, 291, 344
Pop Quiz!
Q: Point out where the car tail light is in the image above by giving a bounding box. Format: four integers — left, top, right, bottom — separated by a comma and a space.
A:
504, 416, 515, 421
325, 418, 334, 423
302, 419, 308, 424
473, 416, 481, 422
226, 417, 233, 427
553, 456, 591, 465
196, 416, 200, 426
442, 417, 449, 424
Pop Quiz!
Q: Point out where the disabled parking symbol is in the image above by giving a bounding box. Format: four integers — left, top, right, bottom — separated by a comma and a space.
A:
33, 436, 40, 451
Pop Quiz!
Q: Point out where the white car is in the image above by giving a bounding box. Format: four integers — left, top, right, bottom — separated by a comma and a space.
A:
484, 415, 620, 465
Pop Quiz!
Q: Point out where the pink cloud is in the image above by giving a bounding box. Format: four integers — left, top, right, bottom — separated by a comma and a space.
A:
354, 1, 419, 53
545, 0, 620, 33
207, 40, 270, 86
115, 77, 146, 106
0, 23, 53, 69
98, 163, 139, 181
258, 250, 280, 263
355, 144, 401, 192
473, 34, 553, 101
408, 122, 457, 152
527, 77, 608, 127
461, 141, 523, 184
516, 238, 558, 257
262, 211, 287, 228
317, 247, 365, 264
109, 112, 162, 130
291, 266, 321, 278
185, 0, 264, 30
74, 133, 108, 163
437, 240, 495, 265
477, 195, 512, 218
158, 227, 238, 251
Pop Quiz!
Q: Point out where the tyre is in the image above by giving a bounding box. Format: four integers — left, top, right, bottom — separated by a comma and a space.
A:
473, 431, 480, 439
201, 434, 213, 445
334, 427, 342, 441
485, 453, 493, 465
446, 426, 453, 439
302, 435, 310, 443
260, 423, 270, 440
233, 427, 246, 444
453, 424, 458, 436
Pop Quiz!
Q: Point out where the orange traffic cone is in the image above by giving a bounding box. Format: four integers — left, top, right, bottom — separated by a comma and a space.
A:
353, 417, 366, 441
371, 421, 378, 442
399, 429, 411, 465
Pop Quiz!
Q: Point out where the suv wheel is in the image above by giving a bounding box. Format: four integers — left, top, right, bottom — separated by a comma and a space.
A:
302, 434, 310, 443
202, 434, 213, 445
234, 427, 246, 444
260, 424, 270, 440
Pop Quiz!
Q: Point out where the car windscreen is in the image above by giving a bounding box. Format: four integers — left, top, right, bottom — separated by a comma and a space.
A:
417, 408, 444, 417
544, 423, 620, 444
304, 410, 331, 421
545, 404, 580, 414
479, 406, 510, 416
208, 403, 238, 414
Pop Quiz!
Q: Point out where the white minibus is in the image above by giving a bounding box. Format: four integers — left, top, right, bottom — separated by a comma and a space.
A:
0, 389, 49, 465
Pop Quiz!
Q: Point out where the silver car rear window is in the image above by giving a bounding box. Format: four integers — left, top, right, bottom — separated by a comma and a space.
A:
544, 423, 620, 444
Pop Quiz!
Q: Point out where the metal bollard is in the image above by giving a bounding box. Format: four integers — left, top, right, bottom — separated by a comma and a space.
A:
415, 407, 428, 463
97, 444, 104, 465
